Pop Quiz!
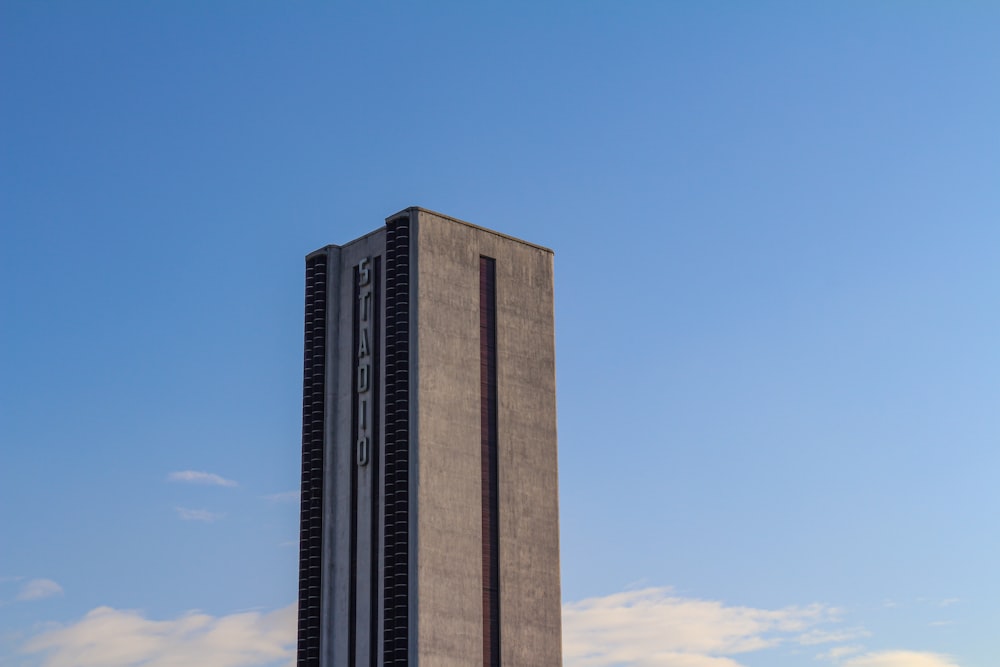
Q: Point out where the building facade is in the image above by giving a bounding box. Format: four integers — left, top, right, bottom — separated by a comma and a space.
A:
297, 208, 562, 667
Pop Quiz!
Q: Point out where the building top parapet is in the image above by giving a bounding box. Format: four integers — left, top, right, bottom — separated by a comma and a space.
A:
306, 207, 554, 261
389, 207, 554, 255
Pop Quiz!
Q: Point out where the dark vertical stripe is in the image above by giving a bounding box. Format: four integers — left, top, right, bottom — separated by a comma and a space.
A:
369, 256, 382, 667
349, 265, 359, 667
383, 217, 410, 665
480, 256, 500, 667
298, 253, 328, 667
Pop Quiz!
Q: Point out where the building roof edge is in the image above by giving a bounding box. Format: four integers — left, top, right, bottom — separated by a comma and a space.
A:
305, 244, 340, 260
386, 206, 554, 254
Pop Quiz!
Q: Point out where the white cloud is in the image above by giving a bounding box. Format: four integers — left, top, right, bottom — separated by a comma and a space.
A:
842, 650, 961, 667
817, 644, 864, 660
174, 507, 225, 522
17, 579, 63, 602
262, 491, 299, 503
562, 587, 851, 667
22, 604, 295, 667
167, 471, 237, 487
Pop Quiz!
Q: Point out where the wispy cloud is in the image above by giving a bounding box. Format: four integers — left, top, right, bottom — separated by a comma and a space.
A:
818, 645, 864, 661
166, 471, 237, 487
17, 579, 63, 602
842, 650, 961, 667
882, 597, 960, 611
263, 491, 299, 503
798, 628, 871, 646
562, 587, 858, 667
174, 507, 225, 522
22, 604, 295, 667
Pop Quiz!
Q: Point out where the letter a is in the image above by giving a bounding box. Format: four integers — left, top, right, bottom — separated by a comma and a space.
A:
358, 328, 370, 358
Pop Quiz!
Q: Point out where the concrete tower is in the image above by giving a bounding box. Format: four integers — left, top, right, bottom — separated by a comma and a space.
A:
297, 208, 562, 667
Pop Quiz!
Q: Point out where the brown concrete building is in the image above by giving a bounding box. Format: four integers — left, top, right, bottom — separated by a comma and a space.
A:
297, 208, 562, 667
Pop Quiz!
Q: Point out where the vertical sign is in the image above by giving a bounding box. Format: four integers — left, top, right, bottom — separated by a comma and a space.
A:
352, 255, 381, 667
356, 257, 372, 467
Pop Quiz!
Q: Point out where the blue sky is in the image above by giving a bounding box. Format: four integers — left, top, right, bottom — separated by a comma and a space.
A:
2, 2, 998, 666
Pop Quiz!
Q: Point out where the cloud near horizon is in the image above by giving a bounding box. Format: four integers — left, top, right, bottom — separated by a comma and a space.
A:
23, 604, 295, 667
17, 589, 962, 667
562, 587, 858, 666
166, 471, 238, 487
841, 651, 961, 667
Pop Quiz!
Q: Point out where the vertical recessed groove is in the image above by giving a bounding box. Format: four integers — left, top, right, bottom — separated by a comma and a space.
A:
349, 265, 359, 667
480, 256, 500, 667
297, 253, 328, 667
383, 217, 410, 665
370, 256, 382, 667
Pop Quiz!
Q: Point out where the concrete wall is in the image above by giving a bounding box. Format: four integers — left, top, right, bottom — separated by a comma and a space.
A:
411, 212, 484, 665
412, 209, 562, 666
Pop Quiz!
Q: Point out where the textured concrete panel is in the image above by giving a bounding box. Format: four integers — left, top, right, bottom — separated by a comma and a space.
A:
478, 228, 562, 667
413, 211, 484, 665
412, 210, 562, 667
